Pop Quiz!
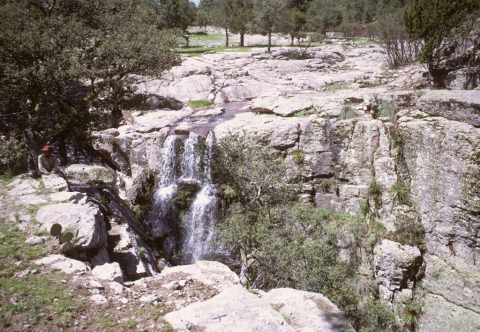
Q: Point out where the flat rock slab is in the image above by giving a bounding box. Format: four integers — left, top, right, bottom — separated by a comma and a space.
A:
49, 191, 85, 203
133, 109, 193, 133
42, 174, 68, 192
418, 90, 480, 127
35, 254, 87, 274
65, 164, 116, 185
251, 95, 313, 117
36, 203, 107, 249
92, 262, 124, 284
160, 260, 240, 292
263, 288, 355, 332
165, 285, 293, 332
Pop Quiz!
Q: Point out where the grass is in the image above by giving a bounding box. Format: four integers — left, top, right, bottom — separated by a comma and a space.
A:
187, 100, 213, 109
294, 109, 308, 117
338, 105, 358, 120
389, 181, 409, 205
176, 45, 254, 55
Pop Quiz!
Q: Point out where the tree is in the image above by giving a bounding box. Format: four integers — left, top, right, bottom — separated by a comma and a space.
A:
0, 0, 180, 173
253, 0, 286, 52
212, 0, 235, 47
404, 0, 480, 85
212, 133, 399, 331
307, 0, 343, 33
157, 0, 197, 47
278, 7, 307, 45
229, 0, 255, 47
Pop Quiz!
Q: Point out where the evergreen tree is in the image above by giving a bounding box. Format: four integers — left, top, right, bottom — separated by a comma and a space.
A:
404, 0, 480, 84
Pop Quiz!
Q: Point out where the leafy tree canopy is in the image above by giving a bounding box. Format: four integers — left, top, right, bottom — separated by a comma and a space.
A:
0, 0, 181, 148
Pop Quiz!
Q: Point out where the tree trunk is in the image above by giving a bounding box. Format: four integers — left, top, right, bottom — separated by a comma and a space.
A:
268, 30, 272, 53
240, 33, 245, 47
181, 35, 189, 48
225, 28, 229, 47
291, 35, 294, 46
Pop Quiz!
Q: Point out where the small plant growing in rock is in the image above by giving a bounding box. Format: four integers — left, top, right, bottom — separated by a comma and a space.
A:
403, 299, 423, 329
291, 150, 305, 163
390, 181, 409, 204
338, 105, 358, 120
379, 101, 398, 120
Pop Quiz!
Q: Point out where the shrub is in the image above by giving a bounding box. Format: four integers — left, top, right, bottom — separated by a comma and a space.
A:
0, 137, 28, 176
389, 181, 409, 205
338, 106, 358, 120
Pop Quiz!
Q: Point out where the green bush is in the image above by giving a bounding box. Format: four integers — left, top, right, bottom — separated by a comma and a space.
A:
390, 181, 409, 205
0, 137, 28, 176
213, 133, 398, 331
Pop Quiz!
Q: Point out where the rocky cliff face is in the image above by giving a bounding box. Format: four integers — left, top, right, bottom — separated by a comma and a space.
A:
75, 44, 480, 330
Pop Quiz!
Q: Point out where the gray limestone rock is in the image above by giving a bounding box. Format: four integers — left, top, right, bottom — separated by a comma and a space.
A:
64, 164, 116, 185
35, 255, 87, 274
418, 90, 480, 127
36, 203, 107, 249
92, 262, 124, 284
374, 240, 421, 291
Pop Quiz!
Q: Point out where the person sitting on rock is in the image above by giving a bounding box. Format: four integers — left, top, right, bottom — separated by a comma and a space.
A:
38, 145, 58, 175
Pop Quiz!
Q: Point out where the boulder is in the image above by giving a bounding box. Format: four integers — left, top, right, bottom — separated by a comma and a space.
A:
90, 294, 108, 305
374, 240, 421, 291
165, 285, 293, 332
418, 90, 480, 127
41, 174, 68, 192
36, 203, 107, 249
263, 288, 355, 332
160, 260, 240, 292
25, 236, 47, 245
65, 164, 116, 185
35, 255, 87, 274
92, 262, 124, 284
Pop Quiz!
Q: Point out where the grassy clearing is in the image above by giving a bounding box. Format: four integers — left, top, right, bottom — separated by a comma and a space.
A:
187, 100, 214, 109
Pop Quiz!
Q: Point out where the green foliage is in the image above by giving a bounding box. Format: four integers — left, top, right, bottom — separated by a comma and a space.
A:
356, 298, 398, 332
213, 134, 397, 331
404, 0, 480, 77
339, 105, 358, 120
389, 181, 409, 205
294, 109, 308, 117
389, 214, 425, 248
379, 101, 398, 120
0, 0, 181, 143
367, 178, 383, 202
0, 137, 28, 176
307, 0, 343, 33
403, 300, 423, 329
187, 100, 214, 109
253, 0, 286, 52
291, 150, 305, 163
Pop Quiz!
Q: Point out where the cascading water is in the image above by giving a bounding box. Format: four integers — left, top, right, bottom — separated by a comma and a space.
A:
150, 131, 218, 264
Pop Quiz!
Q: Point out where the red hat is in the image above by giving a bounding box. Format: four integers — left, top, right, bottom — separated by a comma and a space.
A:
40, 145, 52, 151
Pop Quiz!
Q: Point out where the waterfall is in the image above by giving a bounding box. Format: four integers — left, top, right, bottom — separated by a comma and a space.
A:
151, 131, 218, 264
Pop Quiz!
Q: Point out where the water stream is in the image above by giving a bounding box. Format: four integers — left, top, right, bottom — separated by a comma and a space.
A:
150, 131, 217, 264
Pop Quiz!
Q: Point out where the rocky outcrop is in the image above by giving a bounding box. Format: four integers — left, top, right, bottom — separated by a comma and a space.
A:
36, 203, 107, 249
65, 164, 116, 185
162, 262, 354, 332
418, 90, 480, 127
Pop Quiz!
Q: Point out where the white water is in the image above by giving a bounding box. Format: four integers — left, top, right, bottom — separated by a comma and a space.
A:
151, 131, 218, 264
